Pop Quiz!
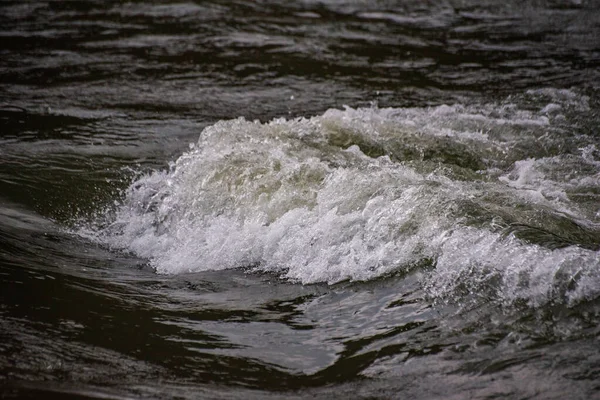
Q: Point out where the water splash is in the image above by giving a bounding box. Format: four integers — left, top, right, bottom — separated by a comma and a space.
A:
89, 91, 600, 309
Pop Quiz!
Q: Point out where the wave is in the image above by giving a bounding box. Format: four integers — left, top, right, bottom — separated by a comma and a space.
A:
86, 89, 600, 308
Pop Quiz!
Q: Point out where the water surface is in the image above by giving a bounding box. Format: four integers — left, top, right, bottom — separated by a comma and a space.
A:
1, 1, 600, 399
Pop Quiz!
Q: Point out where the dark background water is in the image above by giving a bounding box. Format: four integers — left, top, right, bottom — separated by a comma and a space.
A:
1, 1, 600, 399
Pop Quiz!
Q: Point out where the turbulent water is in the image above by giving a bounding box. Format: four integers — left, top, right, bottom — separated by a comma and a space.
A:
2, 1, 600, 399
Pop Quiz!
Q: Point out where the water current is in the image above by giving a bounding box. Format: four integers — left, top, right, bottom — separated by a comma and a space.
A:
1, 1, 600, 399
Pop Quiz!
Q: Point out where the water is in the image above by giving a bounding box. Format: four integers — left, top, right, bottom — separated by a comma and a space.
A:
1, 1, 600, 399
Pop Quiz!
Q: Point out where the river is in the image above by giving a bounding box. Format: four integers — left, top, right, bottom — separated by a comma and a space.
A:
1, 1, 600, 399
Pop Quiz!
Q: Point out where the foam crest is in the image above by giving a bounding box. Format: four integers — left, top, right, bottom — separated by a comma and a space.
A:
95, 99, 600, 307
426, 227, 600, 308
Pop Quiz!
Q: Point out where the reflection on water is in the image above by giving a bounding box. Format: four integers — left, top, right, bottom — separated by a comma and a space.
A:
1, 1, 600, 399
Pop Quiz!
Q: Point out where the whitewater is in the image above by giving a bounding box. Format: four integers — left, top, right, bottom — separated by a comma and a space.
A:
91, 89, 600, 311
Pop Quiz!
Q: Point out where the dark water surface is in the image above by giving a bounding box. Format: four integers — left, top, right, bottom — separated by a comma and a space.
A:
2, 1, 600, 399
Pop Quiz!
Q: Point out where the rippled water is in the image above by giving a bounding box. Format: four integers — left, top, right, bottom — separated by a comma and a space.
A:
2, 1, 600, 399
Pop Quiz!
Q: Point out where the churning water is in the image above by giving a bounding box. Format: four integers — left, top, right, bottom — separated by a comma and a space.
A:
1, 1, 600, 399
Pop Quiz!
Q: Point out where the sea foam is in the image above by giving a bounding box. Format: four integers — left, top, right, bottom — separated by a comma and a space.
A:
95, 94, 600, 307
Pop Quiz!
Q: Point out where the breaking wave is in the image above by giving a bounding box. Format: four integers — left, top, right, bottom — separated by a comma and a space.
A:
86, 89, 600, 308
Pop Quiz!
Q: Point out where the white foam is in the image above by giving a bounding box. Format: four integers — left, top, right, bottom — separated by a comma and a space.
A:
92, 99, 600, 308
426, 227, 600, 307
499, 151, 600, 224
